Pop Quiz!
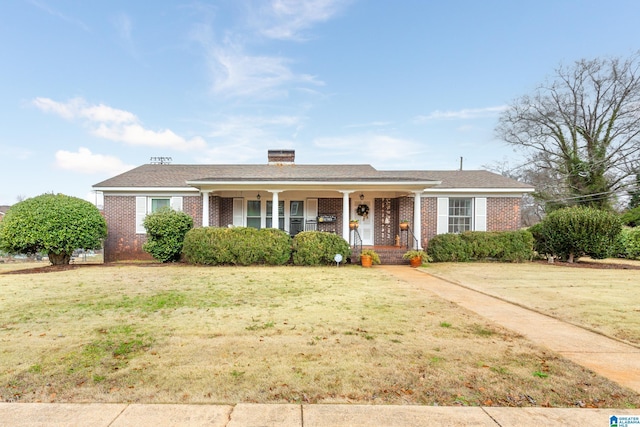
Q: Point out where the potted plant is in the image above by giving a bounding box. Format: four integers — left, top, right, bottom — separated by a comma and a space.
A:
402, 250, 431, 268
349, 219, 359, 229
399, 219, 410, 230
360, 249, 380, 267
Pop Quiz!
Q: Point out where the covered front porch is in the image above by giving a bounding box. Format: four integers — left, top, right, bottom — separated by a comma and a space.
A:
191, 186, 430, 250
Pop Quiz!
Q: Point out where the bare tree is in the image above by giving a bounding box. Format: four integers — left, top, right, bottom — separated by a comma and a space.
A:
496, 53, 640, 210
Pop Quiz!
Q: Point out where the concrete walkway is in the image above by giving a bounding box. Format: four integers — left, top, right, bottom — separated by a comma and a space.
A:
1, 266, 639, 426
0, 402, 638, 426
379, 266, 640, 394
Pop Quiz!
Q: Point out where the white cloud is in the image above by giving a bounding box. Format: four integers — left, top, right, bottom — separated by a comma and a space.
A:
55, 147, 134, 175
206, 42, 323, 98
416, 105, 508, 122
33, 97, 80, 120
190, 0, 334, 99
81, 104, 138, 124
33, 97, 206, 151
92, 124, 207, 151
257, 0, 345, 40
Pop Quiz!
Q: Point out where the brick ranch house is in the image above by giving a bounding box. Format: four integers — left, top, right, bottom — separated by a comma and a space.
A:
93, 150, 534, 263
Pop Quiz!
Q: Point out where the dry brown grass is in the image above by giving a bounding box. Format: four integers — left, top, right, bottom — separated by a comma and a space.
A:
1, 264, 638, 408
427, 260, 640, 345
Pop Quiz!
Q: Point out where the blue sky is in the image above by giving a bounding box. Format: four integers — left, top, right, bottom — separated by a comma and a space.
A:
2, 0, 640, 205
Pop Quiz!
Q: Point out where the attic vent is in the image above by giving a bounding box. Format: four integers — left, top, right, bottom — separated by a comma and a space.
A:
150, 157, 172, 165
268, 149, 295, 164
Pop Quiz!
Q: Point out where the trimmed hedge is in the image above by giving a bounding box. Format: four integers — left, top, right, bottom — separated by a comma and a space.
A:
291, 231, 351, 266
426, 233, 471, 262
427, 230, 534, 263
182, 227, 291, 265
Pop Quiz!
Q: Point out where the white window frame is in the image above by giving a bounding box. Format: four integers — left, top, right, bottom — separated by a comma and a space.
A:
448, 197, 473, 234
136, 196, 183, 234
436, 197, 487, 234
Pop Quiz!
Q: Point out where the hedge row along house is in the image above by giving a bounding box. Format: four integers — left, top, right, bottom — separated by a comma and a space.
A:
93, 150, 534, 263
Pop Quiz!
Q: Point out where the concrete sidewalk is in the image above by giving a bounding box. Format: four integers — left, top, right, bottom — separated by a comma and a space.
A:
1, 266, 639, 426
0, 402, 638, 426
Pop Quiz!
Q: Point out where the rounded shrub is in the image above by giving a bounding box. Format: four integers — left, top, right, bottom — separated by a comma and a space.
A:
0, 193, 106, 265
291, 231, 351, 266
533, 206, 622, 262
143, 208, 193, 262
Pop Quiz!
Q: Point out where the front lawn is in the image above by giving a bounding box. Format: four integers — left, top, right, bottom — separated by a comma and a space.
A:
427, 260, 640, 345
0, 264, 638, 408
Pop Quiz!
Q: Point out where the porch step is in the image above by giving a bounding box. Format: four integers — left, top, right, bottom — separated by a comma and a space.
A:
351, 246, 409, 265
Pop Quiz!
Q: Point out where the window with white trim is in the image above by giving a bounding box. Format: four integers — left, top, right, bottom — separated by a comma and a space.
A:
150, 198, 170, 213
448, 198, 472, 233
135, 196, 183, 234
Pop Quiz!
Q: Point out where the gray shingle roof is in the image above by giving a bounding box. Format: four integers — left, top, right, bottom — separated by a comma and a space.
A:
93, 164, 532, 190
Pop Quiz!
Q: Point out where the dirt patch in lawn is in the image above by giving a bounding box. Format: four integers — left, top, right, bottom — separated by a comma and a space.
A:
533, 259, 640, 270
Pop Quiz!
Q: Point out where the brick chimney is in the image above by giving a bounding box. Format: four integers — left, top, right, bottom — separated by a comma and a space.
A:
268, 149, 295, 164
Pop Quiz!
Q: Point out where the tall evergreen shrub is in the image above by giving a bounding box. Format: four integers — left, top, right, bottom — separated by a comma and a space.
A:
532, 206, 622, 262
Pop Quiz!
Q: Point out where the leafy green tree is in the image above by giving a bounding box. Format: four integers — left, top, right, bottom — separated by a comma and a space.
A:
497, 53, 640, 210
142, 208, 193, 263
0, 193, 107, 265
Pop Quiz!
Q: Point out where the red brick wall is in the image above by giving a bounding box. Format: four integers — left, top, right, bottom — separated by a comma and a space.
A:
422, 197, 438, 247
210, 196, 221, 227
420, 197, 523, 248
103, 196, 152, 262
487, 197, 522, 231
183, 196, 202, 228
318, 198, 341, 233
103, 194, 202, 262
220, 198, 233, 227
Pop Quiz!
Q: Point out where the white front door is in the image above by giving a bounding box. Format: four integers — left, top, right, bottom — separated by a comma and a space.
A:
353, 199, 374, 245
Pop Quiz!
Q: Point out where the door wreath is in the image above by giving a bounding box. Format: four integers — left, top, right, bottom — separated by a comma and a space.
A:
356, 204, 369, 219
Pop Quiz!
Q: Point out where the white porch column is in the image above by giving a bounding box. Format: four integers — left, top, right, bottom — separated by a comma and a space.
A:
413, 191, 422, 249
201, 191, 210, 227
268, 190, 282, 229
339, 191, 354, 242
